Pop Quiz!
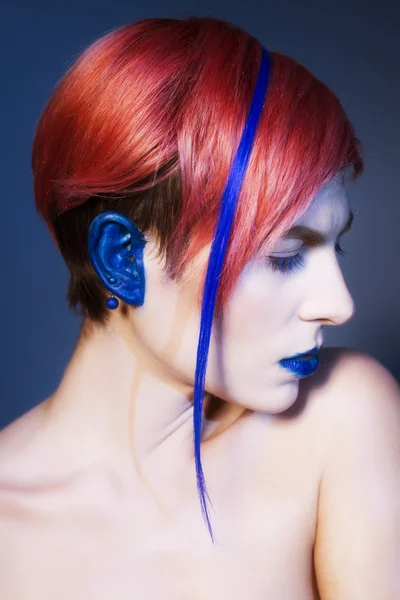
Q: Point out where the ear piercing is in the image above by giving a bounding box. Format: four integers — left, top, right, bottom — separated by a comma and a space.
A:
106, 294, 119, 310
106, 276, 119, 310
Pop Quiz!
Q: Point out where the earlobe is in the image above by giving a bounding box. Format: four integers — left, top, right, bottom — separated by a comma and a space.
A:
87, 211, 147, 306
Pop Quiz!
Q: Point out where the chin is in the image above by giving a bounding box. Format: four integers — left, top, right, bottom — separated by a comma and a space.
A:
224, 379, 300, 415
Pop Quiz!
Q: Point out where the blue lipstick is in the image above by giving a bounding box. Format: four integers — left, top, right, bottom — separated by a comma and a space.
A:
279, 346, 320, 378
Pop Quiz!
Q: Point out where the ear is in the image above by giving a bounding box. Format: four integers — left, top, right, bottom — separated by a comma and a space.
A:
88, 211, 147, 306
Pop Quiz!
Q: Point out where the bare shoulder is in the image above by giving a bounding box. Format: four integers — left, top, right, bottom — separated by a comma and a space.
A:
0, 404, 67, 598
0, 402, 48, 483
313, 345, 399, 414
0, 408, 42, 583
0, 402, 95, 590
0, 401, 59, 530
299, 345, 398, 409
311, 349, 400, 598
324, 345, 398, 383
283, 346, 399, 465
315, 345, 400, 474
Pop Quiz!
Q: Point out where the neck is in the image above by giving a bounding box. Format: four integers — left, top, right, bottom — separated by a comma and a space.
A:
41, 315, 241, 488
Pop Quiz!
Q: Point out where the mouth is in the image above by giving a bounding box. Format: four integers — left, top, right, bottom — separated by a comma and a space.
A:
278, 345, 322, 378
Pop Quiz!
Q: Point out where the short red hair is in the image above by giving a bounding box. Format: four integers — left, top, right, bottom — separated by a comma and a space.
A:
32, 16, 363, 319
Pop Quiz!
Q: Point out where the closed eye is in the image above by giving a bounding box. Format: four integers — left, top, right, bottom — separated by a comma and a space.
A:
269, 242, 347, 275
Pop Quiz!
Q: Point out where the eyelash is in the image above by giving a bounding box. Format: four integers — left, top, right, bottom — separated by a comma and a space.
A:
269, 243, 347, 275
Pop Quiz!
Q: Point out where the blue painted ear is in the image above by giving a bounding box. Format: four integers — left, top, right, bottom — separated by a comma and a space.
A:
88, 211, 147, 306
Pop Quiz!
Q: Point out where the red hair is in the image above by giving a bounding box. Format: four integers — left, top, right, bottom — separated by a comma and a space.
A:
32, 16, 363, 316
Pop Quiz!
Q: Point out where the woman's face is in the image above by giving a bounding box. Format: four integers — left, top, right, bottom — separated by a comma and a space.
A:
126, 176, 355, 413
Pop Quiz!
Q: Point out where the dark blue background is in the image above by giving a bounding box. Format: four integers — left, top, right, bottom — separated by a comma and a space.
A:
1, 0, 399, 428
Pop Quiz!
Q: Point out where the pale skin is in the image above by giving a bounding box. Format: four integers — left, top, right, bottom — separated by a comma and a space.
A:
0, 178, 399, 598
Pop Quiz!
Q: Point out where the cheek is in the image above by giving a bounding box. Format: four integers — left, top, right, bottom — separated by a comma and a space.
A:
200, 271, 284, 395
221, 269, 287, 346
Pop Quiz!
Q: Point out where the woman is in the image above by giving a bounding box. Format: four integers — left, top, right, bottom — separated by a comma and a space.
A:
0, 15, 399, 599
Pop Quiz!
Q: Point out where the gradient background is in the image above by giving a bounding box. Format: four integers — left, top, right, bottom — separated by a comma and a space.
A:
1, 0, 399, 429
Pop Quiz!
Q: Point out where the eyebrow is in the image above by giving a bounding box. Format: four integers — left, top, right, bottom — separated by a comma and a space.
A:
282, 209, 354, 246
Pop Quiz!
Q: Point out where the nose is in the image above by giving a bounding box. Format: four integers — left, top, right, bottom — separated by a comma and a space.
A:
298, 256, 356, 326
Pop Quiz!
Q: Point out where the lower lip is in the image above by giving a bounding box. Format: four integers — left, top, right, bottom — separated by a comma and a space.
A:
279, 355, 319, 378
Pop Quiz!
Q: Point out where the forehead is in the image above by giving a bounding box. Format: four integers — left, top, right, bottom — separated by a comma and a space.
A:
300, 176, 350, 233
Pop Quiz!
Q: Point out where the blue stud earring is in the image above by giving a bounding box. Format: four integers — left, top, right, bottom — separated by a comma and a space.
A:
106, 294, 119, 310
106, 276, 119, 310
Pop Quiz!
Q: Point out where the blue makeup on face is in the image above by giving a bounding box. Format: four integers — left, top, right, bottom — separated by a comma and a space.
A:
268, 205, 354, 275
269, 242, 346, 275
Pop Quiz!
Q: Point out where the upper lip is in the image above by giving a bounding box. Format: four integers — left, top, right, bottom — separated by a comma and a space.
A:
283, 345, 322, 359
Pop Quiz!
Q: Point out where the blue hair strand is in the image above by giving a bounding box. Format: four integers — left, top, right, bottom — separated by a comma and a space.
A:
192, 46, 272, 544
